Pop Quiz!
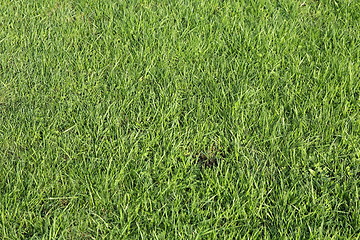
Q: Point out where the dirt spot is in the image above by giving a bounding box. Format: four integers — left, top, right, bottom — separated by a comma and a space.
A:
195, 153, 218, 168
191, 146, 227, 169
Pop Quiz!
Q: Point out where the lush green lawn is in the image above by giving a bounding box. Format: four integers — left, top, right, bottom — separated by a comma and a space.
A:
1, 0, 359, 239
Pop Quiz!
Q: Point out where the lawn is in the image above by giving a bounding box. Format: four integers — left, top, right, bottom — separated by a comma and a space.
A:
0, 0, 359, 239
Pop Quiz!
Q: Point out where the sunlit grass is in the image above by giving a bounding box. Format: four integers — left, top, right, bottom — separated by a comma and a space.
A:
0, 0, 359, 239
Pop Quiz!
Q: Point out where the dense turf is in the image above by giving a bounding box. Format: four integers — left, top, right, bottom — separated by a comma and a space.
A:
1, 0, 359, 239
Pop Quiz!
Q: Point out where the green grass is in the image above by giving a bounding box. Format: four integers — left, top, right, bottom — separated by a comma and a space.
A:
1, 0, 359, 239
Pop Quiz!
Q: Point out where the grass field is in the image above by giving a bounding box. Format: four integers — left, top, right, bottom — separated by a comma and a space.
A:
1, 0, 359, 239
